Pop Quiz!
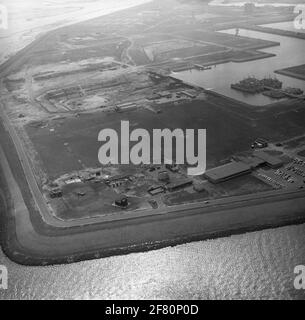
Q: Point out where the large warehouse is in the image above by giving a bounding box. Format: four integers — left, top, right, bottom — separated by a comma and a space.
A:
254, 151, 283, 169
204, 161, 252, 184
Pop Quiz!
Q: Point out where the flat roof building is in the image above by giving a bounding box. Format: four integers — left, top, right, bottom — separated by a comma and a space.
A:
148, 186, 165, 196
166, 179, 193, 192
239, 156, 266, 169
204, 161, 252, 184
254, 151, 283, 169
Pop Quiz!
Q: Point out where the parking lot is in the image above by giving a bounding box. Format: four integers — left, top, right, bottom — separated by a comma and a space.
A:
255, 156, 305, 190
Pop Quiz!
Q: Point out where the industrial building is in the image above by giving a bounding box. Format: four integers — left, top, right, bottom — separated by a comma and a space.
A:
166, 179, 193, 192
148, 185, 165, 196
251, 138, 268, 149
180, 91, 197, 99
105, 175, 131, 188
254, 151, 283, 169
204, 161, 252, 184
64, 177, 82, 185
239, 156, 266, 169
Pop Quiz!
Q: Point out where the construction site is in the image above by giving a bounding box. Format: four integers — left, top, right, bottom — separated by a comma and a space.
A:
1, 0, 305, 269
1, 0, 305, 222
38, 133, 305, 220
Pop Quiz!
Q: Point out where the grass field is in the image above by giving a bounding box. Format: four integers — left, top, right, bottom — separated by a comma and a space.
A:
26, 94, 305, 181
26, 100, 260, 180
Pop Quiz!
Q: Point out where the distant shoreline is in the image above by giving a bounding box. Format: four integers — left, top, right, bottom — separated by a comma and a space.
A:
209, 0, 303, 7
0, 0, 152, 68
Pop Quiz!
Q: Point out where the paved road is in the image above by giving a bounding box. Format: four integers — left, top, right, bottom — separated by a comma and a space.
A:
0, 102, 59, 224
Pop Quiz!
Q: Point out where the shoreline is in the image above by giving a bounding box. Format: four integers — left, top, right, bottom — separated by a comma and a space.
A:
239, 24, 305, 40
